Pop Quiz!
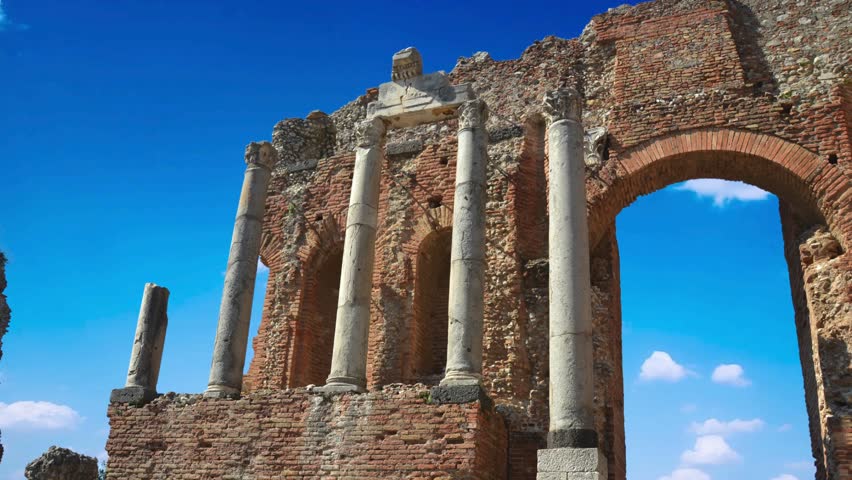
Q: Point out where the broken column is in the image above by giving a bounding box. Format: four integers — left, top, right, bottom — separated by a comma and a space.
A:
540, 89, 606, 478
441, 99, 489, 388
322, 117, 387, 393
110, 283, 169, 406
205, 142, 278, 398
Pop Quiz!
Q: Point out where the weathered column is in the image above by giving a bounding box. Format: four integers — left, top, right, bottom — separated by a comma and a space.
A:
322, 118, 387, 393
205, 142, 278, 398
110, 283, 169, 406
441, 99, 489, 388
538, 89, 607, 479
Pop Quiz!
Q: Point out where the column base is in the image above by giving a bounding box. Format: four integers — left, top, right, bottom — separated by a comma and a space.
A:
430, 383, 492, 409
203, 384, 241, 399
537, 448, 607, 480
548, 428, 598, 448
110, 386, 157, 406
316, 377, 366, 394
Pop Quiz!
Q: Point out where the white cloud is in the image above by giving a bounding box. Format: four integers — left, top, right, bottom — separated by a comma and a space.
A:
257, 257, 269, 275
0, 401, 81, 430
6, 470, 25, 480
0, 0, 27, 32
96, 450, 109, 463
681, 403, 698, 414
659, 468, 711, 480
681, 435, 741, 465
712, 364, 751, 387
770, 475, 799, 480
640, 351, 691, 382
690, 418, 765, 436
675, 179, 770, 206
784, 460, 813, 470
777, 423, 793, 432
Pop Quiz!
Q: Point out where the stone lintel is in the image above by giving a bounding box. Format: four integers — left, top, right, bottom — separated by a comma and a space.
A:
368, 72, 475, 129
430, 384, 492, 410
537, 448, 607, 476
110, 385, 157, 406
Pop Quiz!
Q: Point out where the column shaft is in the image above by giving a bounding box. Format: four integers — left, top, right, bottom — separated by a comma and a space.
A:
324, 118, 387, 392
205, 142, 277, 398
442, 100, 488, 386
110, 283, 169, 405
545, 90, 598, 448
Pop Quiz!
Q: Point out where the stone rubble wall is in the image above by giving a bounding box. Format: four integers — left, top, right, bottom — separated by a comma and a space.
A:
106, 386, 506, 480
0, 252, 9, 464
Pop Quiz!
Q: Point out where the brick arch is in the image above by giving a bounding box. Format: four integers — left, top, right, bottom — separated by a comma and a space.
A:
588, 128, 851, 252
401, 206, 454, 384
583, 127, 852, 480
287, 213, 345, 387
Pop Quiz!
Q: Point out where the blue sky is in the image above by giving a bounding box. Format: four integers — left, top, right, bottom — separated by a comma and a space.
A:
0, 1, 814, 479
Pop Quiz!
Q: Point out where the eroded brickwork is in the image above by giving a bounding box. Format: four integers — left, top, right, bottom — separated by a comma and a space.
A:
108, 0, 851, 478
107, 386, 506, 480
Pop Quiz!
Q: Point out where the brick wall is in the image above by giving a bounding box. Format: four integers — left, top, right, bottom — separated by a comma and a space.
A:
106, 386, 507, 480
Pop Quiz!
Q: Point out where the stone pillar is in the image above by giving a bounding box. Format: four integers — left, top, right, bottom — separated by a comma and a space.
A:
205, 142, 278, 398
110, 283, 169, 406
540, 89, 606, 479
441, 99, 489, 388
322, 118, 387, 393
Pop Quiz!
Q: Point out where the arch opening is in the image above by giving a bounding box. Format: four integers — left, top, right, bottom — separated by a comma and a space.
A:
405, 227, 452, 385
290, 247, 343, 387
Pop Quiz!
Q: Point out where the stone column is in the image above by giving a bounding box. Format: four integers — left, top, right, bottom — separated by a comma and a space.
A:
205, 142, 278, 398
323, 117, 387, 393
540, 88, 606, 479
441, 99, 489, 388
110, 283, 169, 406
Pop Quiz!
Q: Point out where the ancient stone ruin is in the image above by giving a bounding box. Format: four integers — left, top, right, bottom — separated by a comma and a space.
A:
0, 252, 9, 464
24, 446, 98, 480
106, 0, 851, 478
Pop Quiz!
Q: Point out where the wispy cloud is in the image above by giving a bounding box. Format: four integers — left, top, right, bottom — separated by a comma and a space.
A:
0, 0, 29, 32
777, 423, 793, 432
675, 179, 769, 207
659, 468, 711, 480
257, 257, 269, 275
681, 435, 741, 465
0, 401, 81, 429
711, 364, 751, 387
640, 351, 692, 382
690, 418, 765, 436
770, 475, 799, 480
784, 460, 813, 470
680, 403, 698, 414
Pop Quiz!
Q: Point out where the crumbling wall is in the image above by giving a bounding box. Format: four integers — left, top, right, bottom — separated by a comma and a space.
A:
0, 252, 9, 464
106, 386, 506, 480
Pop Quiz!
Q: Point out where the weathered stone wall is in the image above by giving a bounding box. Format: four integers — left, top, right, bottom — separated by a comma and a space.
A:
109, 0, 851, 478
0, 252, 9, 464
106, 386, 506, 480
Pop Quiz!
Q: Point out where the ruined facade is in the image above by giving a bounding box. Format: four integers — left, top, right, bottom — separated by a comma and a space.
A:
106, 0, 852, 478
0, 252, 9, 464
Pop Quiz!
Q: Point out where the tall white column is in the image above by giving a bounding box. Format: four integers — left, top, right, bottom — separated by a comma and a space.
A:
441, 99, 489, 386
324, 117, 387, 393
544, 89, 598, 449
205, 142, 278, 398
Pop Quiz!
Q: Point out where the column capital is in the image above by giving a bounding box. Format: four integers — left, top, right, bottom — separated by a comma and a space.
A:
245, 141, 279, 169
543, 89, 582, 124
355, 117, 387, 149
458, 99, 488, 132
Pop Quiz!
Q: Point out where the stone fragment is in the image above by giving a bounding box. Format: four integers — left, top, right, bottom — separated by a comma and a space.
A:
24, 446, 98, 480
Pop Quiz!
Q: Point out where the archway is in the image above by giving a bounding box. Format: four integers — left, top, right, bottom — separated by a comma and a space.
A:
405, 227, 452, 385
584, 128, 850, 480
